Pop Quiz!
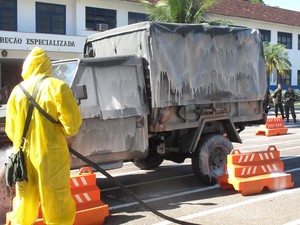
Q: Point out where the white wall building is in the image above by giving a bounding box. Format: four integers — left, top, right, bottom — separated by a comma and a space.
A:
1, 0, 300, 100
0, 0, 147, 58
209, 0, 300, 90
209, 15, 300, 88
0, 0, 146, 99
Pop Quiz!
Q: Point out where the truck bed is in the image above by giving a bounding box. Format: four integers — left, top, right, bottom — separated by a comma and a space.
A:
85, 22, 266, 108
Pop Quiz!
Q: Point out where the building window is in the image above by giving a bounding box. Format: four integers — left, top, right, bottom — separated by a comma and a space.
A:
86, 7, 116, 30
36, 2, 66, 34
277, 32, 292, 49
298, 70, 300, 85
277, 70, 291, 86
259, 29, 271, 42
0, 0, 17, 31
298, 35, 300, 50
128, 12, 148, 25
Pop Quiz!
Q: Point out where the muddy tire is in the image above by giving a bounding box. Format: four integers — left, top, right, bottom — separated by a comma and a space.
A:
133, 154, 164, 170
192, 134, 233, 185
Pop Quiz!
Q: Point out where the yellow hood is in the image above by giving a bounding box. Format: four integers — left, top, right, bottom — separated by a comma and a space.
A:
21, 47, 52, 80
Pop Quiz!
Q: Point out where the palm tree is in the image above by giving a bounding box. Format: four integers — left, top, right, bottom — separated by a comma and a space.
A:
141, 0, 220, 24
263, 42, 292, 77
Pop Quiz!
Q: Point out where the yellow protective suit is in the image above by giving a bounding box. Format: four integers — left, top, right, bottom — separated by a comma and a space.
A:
5, 47, 82, 225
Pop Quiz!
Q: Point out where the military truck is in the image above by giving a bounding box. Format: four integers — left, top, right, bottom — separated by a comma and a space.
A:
52, 22, 266, 185
0, 105, 9, 145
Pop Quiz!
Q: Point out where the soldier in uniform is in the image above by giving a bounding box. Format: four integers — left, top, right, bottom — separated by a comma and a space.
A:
272, 84, 285, 118
284, 85, 297, 123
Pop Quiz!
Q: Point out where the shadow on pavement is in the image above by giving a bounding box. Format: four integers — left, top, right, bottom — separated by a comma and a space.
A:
103, 214, 144, 225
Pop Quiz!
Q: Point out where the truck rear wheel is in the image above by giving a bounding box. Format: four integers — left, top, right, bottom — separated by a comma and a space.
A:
133, 153, 164, 170
192, 134, 233, 185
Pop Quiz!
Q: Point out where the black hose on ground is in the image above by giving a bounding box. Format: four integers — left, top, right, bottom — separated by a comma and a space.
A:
69, 146, 200, 225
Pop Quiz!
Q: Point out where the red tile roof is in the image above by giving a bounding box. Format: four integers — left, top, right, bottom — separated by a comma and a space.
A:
128, 0, 300, 27
209, 0, 300, 27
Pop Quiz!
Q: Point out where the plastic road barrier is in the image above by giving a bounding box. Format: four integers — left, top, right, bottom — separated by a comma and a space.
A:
7, 167, 109, 225
37, 167, 109, 225
217, 145, 294, 196
256, 116, 288, 136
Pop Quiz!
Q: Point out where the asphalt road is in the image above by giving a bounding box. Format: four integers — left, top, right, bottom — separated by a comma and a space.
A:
95, 111, 300, 225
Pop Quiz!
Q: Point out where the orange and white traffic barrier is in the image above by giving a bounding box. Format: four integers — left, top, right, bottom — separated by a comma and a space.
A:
70, 168, 101, 207
33, 167, 109, 225
218, 146, 294, 196
256, 116, 288, 136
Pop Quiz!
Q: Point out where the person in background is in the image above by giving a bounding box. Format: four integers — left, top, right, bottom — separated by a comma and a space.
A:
0, 85, 10, 104
5, 47, 82, 225
263, 88, 271, 115
284, 85, 297, 123
272, 83, 285, 118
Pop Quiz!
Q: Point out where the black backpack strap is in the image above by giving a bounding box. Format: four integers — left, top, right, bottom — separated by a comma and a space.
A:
18, 76, 50, 150
19, 76, 60, 125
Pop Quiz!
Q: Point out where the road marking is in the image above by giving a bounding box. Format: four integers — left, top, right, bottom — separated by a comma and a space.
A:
237, 139, 300, 150
97, 146, 299, 180
101, 174, 194, 192
108, 164, 300, 211
240, 135, 300, 143
109, 185, 219, 210
280, 146, 300, 152
96, 169, 150, 178
96, 162, 191, 178
240, 130, 300, 140
95, 143, 299, 179
286, 167, 300, 173
101, 155, 299, 192
235, 144, 300, 154
281, 155, 300, 160
283, 219, 300, 225
153, 187, 300, 225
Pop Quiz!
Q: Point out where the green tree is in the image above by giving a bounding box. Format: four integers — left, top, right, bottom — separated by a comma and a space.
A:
141, 0, 219, 24
264, 42, 292, 77
247, 0, 265, 4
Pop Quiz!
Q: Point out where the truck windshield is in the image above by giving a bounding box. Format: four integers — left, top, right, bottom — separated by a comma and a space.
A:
52, 60, 79, 86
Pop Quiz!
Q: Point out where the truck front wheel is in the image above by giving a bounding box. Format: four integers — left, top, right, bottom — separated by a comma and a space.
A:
192, 134, 233, 185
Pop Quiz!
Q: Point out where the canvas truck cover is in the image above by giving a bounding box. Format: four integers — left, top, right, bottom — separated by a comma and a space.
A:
85, 22, 266, 108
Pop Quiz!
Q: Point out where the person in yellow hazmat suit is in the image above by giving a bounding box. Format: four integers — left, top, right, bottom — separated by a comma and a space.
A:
5, 47, 82, 225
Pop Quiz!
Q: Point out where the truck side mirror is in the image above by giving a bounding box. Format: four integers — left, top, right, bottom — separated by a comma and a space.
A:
73, 84, 87, 105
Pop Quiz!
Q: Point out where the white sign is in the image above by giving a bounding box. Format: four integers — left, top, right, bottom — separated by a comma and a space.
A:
0, 31, 86, 53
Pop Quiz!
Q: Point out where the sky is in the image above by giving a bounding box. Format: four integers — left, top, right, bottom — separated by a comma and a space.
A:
263, 0, 300, 12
